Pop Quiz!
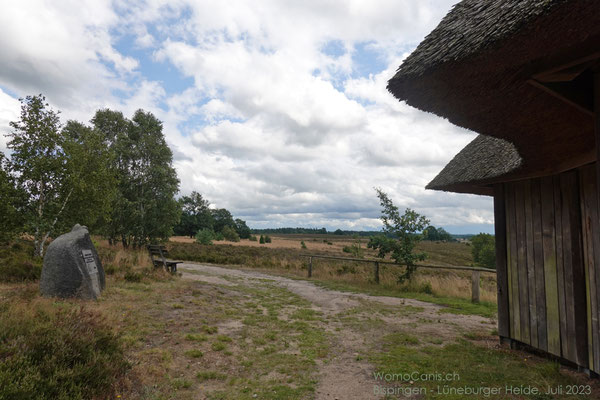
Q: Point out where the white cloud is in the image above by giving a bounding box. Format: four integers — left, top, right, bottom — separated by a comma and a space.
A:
0, 0, 494, 233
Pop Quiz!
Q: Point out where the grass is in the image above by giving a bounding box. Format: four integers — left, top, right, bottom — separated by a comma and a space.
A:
1, 237, 596, 398
314, 279, 497, 318
167, 239, 498, 304
88, 259, 329, 399
371, 334, 589, 399
184, 349, 204, 358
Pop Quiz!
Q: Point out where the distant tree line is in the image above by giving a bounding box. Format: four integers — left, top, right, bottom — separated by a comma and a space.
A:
252, 227, 327, 235
173, 191, 250, 242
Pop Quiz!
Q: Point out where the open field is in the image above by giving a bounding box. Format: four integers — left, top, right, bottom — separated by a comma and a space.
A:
168, 235, 497, 304
170, 235, 474, 266
3, 240, 599, 399
0, 240, 600, 400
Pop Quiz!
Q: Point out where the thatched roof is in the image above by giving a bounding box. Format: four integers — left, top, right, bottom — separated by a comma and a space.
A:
392, 0, 566, 80
388, 0, 600, 194
427, 135, 522, 196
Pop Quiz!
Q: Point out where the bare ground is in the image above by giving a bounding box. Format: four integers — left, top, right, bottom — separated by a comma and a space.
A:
180, 263, 497, 400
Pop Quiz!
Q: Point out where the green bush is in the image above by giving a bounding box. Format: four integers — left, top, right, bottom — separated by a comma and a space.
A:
265, 235, 272, 243
195, 228, 215, 245
470, 233, 495, 269
249, 235, 258, 242
0, 240, 42, 282
342, 244, 363, 258
300, 241, 307, 249
259, 235, 265, 244
222, 226, 240, 242
0, 301, 129, 400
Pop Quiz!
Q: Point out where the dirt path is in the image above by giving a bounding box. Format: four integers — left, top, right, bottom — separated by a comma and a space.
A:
180, 263, 496, 400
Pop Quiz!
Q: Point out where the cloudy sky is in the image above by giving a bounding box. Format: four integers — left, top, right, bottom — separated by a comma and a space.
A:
0, 0, 494, 234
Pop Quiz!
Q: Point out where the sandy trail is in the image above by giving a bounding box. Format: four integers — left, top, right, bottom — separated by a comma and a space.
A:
180, 263, 496, 400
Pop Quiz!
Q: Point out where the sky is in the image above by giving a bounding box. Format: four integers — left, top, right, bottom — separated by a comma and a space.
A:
0, 0, 494, 234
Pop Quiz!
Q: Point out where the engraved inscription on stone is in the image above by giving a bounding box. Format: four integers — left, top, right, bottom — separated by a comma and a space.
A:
81, 249, 98, 274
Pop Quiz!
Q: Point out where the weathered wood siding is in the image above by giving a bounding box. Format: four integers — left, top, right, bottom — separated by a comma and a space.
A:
502, 169, 590, 369
579, 164, 600, 372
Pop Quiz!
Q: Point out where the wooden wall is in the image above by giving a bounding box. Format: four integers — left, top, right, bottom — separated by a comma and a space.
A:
580, 164, 600, 372
502, 169, 590, 369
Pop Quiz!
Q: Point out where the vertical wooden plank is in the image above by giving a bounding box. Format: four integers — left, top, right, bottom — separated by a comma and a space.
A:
554, 175, 568, 358
506, 183, 521, 341
558, 171, 588, 367
592, 72, 600, 372
515, 181, 531, 344
579, 165, 598, 371
308, 257, 312, 278
563, 171, 589, 367
532, 178, 548, 352
560, 173, 577, 363
374, 262, 380, 284
541, 176, 561, 356
494, 184, 510, 339
524, 180, 538, 347
588, 165, 600, 373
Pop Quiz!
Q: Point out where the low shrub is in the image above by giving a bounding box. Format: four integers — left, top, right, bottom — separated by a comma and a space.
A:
0, 240, 42, 282
195, 228, 215, 245
0, 300, 130, 400
124, 271, 142, 282
249, 235, 258, 242
222, 226, 240, 242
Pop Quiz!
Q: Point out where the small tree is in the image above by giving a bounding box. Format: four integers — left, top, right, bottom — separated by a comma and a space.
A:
368, 188, 429, 282
265, 235, 272, 243
222, 226, 240, 242
195, 228, 215, 245
471, 233, 495, 269
259, 235, 265, 244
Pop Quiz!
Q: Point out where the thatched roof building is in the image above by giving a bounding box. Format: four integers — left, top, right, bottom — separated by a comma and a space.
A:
390, 0, 600, 191
389, 0, 600, 374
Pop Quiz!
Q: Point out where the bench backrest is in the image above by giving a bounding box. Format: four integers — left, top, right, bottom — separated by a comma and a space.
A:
147, 245, 169, 256
147, 245, 169, 266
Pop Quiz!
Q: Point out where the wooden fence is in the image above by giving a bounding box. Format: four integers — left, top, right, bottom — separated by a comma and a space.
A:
303, 254, 496, 303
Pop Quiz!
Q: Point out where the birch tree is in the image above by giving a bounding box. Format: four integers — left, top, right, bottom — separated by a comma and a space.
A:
92, 109, 180, 247
6, 95, 68, 257
6, 96, 115, 256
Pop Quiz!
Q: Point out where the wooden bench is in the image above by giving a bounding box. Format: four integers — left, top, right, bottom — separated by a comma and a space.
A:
147, 245, 181, 273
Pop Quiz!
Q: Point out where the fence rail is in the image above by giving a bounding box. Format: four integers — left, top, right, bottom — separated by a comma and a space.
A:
303, 254, 496, 303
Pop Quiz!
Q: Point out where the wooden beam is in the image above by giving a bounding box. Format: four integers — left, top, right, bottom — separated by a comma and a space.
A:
494, 184, 510, 338
528, 77, 593, 116
595, 72, 600, 203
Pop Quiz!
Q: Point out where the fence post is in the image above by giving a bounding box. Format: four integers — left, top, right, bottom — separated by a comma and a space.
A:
308, 257, 312, 278
374, 262, 380, 284
471, 270, 480, 303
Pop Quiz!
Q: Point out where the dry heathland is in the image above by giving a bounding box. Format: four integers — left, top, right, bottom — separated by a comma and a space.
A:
1, 237, 598, 399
